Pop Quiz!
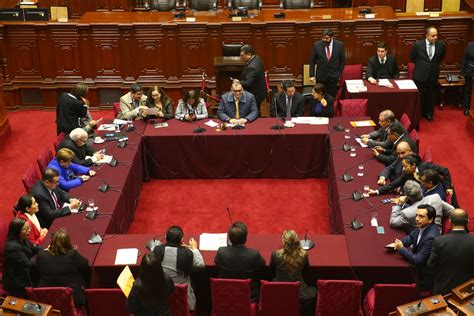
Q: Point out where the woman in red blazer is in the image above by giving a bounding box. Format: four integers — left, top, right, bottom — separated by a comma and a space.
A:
15, 195, 48, 245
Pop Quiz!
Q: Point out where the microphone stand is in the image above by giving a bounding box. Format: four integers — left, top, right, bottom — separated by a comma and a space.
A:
299, 230, 315, 250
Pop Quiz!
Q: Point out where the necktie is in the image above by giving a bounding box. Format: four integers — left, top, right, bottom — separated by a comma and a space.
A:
235, 99, 240, 119
286, 96, 292, 119
380, 58, 384, 64
326, 45, 331, 61
51, 190, 61, 209
428, 44, 433, 60
416, 230, 423, 247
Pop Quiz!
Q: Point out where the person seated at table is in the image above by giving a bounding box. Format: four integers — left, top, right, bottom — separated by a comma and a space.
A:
47, 148, 95, 191
36, 228, 89, 308
360, 109, 397, 149
269, 230, 317, 316
217, 81, 259, 125
420, 169, 447, 201
147, 85, 174, 120
214, 221, 265, 302
58, 128, 103, 167
118, 83, 149, 120
371, 122, 417, 166
388, 205, 439, 293
377, 141, 414, 185
270, 80, 305, 119
309, 83, 334, 117
2, 218, 42, 297
390, 180, 454, 231
127, 252, 175, 316
154, 226, 204, 311
14, 195, 48, 245
31, 168, 80, 229
175, 90, 208, 121
366, 41, 399, 84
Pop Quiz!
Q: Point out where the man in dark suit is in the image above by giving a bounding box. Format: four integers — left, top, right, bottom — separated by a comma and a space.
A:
31, 168, 80, 228
390, 204, 439, 291
239, 45, 267, 114
270, 80, 305, 118
410, 26, 446, 122
58, 128, 103, 167
420, 169, 447, 201
428, 209, 474, 295
378, 141, 414, 185
217, 81, 259, 125
309, 28, 345, 98
366, 42, 399, 84
361, 109, 396, 149
214, 221, 265, 302
461, 42, 474, 116
371, 122, 417, 166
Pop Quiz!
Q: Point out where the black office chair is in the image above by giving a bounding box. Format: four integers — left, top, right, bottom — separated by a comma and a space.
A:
149, 0, 178, 11
280, 0, 313, 9
222, 42, 244, 57
228, 0, 261, 10
189, 0, 217, 10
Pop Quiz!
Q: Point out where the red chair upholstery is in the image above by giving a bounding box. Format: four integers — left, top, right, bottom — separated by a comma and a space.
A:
26, 287, 85, 316
22, 164, 40, 193
113, 102, 121, 118
85, 288, 129, 316
339, 99, 368, 117
363, 283, 417, 316
409, 129, 420, 149
421, 148, 432, 163
210, 278, 257, 316
37, 147, 54, 175
340, 64, 363, 83
400, 113, 413, 133
0, 218, 9, 295
259, 280, 300, 316
407, 63, 415, 79
168, 284, 195, 316
54, 132, 65, 152
316, 279, 363, 316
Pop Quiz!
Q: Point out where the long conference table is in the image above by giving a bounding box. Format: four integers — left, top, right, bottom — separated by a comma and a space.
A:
42, 117, 413, 313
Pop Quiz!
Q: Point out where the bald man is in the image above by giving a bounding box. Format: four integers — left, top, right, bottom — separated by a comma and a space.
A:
58, 128, 103, 166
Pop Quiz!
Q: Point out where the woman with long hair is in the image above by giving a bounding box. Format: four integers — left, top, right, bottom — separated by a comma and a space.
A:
147, 85, 174, 119
36, 228, 89, 307
270, 230, 317, 316
175, 90, 208, 121
2, 218, 42, 297
127, 252, 175, 316
14, 195, 48, 245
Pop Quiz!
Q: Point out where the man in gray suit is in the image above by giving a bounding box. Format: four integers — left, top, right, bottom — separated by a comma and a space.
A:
217, 81, 259, 125
390, 180, 454, 231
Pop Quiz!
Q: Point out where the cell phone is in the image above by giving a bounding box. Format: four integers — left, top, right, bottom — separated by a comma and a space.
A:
381, 198, 391, 205
376, 226, 385, 234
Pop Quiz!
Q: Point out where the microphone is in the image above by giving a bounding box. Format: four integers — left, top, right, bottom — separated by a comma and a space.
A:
194, 125, 206, 133
226, 207, 234, 225
349, 197, 385, 230
117, 138, 127, 148
146, 234, 164, 251
82, 217, 103, 244
331, 142, 352, 152
271, 94, 285, 130
24, 269, 42, 314
299, 230, 315, 250
406, 265, 426, 313
337, 156, 375, 182
333, 122, 345, 132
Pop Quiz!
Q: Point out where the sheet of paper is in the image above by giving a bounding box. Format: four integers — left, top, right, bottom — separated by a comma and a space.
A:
395, 80, 418, 90
97, 124, 115, 131
378, 79, 393, 87
113, 119, 128, 125
291, 116, 327, 125
355, 137, 368, 148
115, 248, 139, 265
345, 79, 364, 85
95, 155, 113, 165
309, 117, 329, 125
199, 233, 227, 251
63, 202, 80, 214
205, 120, 220, 128
350, 120, 376, 127
117, 265, 135, 298
153, 123, 169, 128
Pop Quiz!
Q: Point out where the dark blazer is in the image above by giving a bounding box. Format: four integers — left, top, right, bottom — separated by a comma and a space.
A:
2, 239, 42, 296
58, 135, 96, 167
147, 98, 174, 120
310, 39, 345, 82
428, 230, 474, 295
399, 223, 439, 291
270, 91, 305, 118
56, 93, 88, 135
367, 119, 400, 149
37, 249, 90, 306
410, 39, 446, 82
217, 91, 259, 122
214, 245, 266, 301
309, 94, 334, 118
240, 55, 267, 106
126, 275, 174, 316
376, 133, 418, 166
31, 180, 71, 229
380, 158, 403, 182
461, 42, 474, 77
366, 55, 399, 80
423, 184, 446, 202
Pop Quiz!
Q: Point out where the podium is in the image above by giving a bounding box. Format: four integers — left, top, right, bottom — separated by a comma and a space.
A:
394, 294, 456, 315
1, 295, 57, 315
213, 56, 245, 96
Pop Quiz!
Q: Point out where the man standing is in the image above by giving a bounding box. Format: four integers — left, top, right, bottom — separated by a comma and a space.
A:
461, 41, 474, 116
389, 205, 439, 292
309, 28, 345, 98
270, 80, 305, 119
428, 209, 474, 295
58, 128, 103, 167
410, 27, 446, 122
217, 81, 259, 125
214, 221, 265, 301
367, 42, 399, 84
118, 83, 149, 120
239, 45, 267, 114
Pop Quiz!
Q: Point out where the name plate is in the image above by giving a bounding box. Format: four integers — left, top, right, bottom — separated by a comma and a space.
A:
186, 17, 196, 22
232, 16, 242, 21
429, 12, 440, 17
365, 13, 375, 19
322, 14, 332, 20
